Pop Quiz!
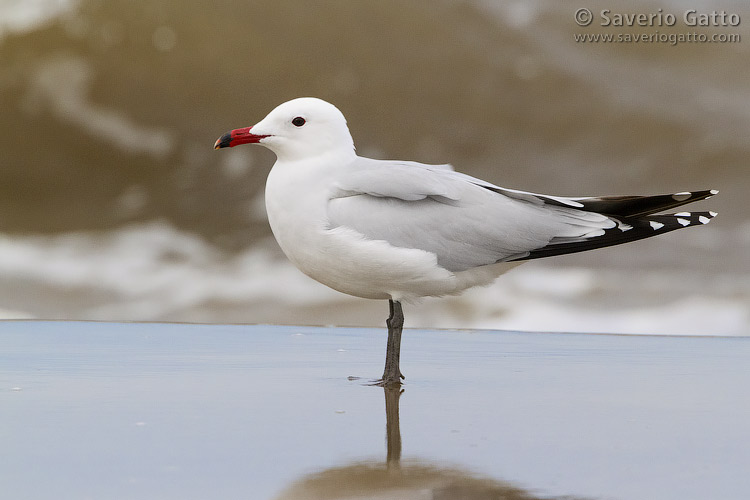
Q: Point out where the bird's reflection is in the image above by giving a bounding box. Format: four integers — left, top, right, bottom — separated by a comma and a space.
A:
384, 386, 402, 469
274, 387, 592, 500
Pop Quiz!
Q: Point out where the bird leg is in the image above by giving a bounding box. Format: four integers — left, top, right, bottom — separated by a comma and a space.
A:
380, 299, 405, 387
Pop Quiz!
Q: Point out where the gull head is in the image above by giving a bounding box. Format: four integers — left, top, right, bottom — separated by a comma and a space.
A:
214, 97, 355, 162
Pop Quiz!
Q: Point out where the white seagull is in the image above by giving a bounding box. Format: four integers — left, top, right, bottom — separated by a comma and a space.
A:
215, 97, 717, 386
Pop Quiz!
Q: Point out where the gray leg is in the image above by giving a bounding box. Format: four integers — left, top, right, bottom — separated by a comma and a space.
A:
380, 299, 405, 387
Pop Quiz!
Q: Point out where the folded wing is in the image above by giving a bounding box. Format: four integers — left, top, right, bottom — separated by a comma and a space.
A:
328, 159, 603, 271
327, 158, 717, 271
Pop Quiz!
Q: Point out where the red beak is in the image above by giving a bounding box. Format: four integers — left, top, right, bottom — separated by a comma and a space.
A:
214, 126, 269, 149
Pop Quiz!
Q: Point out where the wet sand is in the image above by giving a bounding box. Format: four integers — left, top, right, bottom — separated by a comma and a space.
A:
2, 321, 749, 500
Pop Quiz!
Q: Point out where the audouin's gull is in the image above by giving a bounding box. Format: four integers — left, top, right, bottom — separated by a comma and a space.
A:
215, 97, 718, 386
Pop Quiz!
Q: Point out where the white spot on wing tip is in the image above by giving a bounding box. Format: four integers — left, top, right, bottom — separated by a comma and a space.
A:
672, 192, 691, 201
649, 221, 664, 230
710, 189, 719, 195
709, 211, 718, 217
677, 218, 690, 226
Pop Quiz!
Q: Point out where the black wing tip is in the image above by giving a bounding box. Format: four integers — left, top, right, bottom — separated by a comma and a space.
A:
570, 188, 719, 218
669, 189, 718, 202
494, 188, 720, 218
508, 210, 717, 262
649, 210, 717, 230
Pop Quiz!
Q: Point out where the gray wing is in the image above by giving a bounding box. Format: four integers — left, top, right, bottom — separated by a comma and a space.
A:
327, 158, 617, 272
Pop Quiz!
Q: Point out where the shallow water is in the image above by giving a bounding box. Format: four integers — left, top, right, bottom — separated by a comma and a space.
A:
3, 321, 749, 500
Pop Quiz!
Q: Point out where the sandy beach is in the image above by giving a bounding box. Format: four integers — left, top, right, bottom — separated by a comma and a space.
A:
2, 321, 748, 500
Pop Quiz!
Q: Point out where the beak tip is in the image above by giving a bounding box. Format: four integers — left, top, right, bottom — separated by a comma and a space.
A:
214, 132, 232, 150
214, 127, 265, 150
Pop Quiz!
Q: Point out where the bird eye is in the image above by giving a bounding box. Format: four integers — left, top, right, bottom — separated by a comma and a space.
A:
292, 116, 306, 127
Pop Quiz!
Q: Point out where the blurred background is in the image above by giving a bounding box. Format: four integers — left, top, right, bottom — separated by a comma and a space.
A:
0, 0, 747, 334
